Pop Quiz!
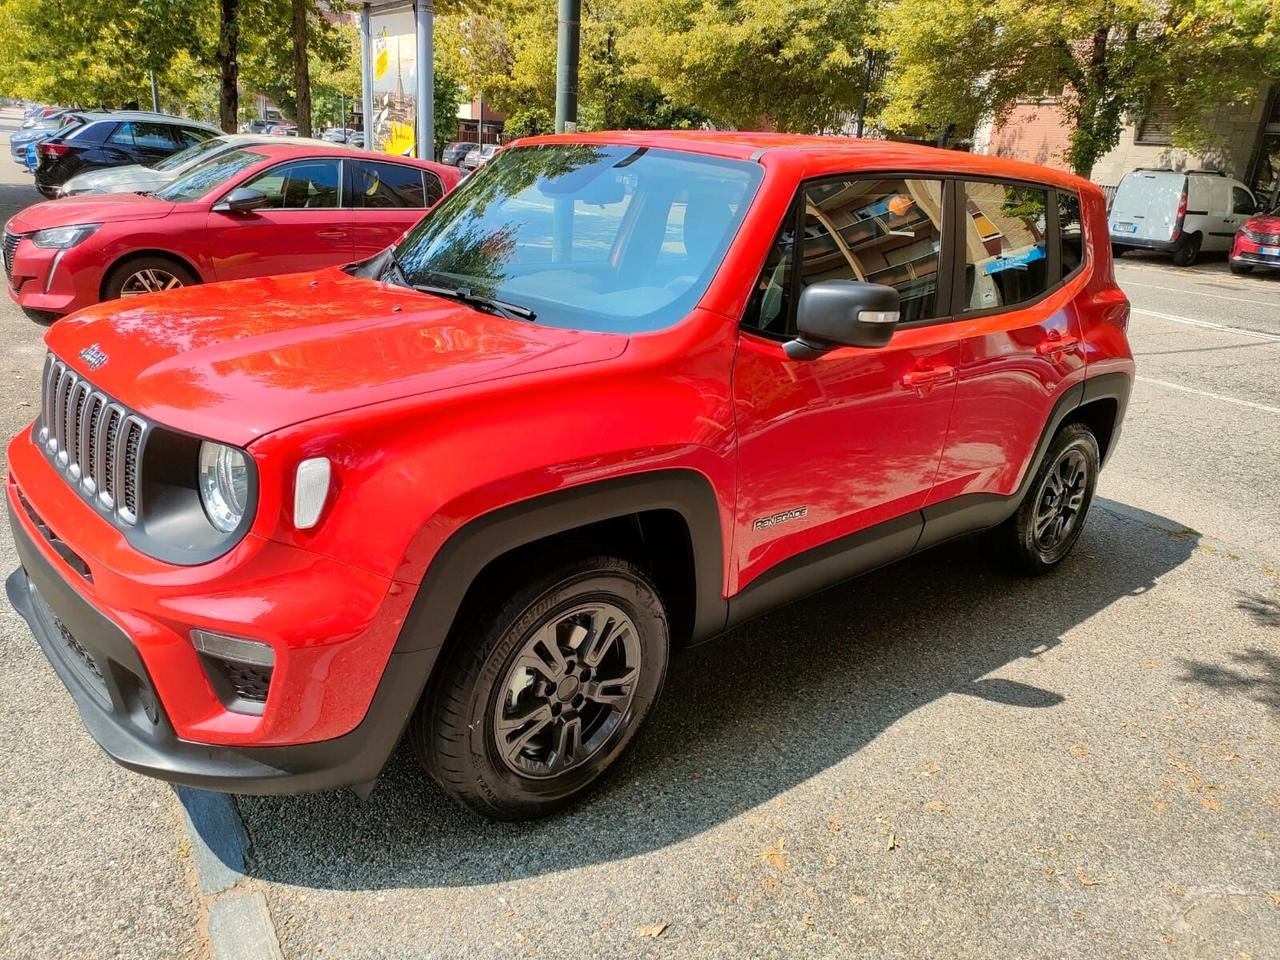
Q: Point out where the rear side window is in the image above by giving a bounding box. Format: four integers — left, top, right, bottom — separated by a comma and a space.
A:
1057, 190, 1084, 279
961, 182, 1049, 312
111, 122, 177, 150
353, 160, 427, 208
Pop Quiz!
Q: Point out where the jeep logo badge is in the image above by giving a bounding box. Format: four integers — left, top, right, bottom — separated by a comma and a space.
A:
79, 343, 108, 370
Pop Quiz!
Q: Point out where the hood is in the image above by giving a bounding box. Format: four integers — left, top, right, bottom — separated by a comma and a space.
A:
9, 192, 175, 232
1245, 213, 1280, 234
62, 165, 171, 196
45, 268, 630, 446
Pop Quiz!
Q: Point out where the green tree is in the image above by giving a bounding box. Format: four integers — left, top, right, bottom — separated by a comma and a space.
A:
617, 0, 875, 133
875, 0, 1280, 177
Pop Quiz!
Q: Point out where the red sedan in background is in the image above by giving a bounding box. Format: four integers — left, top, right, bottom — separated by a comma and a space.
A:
1230, 204, 1280, 274
3, 143, 460, 320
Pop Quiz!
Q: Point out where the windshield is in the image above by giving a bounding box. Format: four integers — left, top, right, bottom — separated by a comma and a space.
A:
155, 136, 231, 172
392, 144, 761, 333
155, 148, 264, 202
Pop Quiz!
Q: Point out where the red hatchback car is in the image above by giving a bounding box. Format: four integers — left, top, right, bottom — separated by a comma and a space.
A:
3, 142, 460, 319
1230, 204, 1280, 274
6, 132, 1132, 820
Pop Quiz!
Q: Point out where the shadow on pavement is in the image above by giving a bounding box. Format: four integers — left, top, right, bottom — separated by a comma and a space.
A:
232, 498, 1201, 890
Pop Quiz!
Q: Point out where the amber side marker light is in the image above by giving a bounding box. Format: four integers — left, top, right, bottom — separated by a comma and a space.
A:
293, 456, 332, 530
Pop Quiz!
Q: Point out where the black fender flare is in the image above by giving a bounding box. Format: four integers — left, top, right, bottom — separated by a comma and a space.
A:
394, 468, 728, 655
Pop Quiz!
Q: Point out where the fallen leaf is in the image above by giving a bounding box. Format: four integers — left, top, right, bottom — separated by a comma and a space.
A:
925, 800, 950, 814
1071, 745, 1091, 759
850, 894, 867, 905
760, 838, 788, 873
1269, 892, 1280, 908
887, 832, 900, 851
1153, 796, 1170, 813
1063, 833, 1076, 843
801, 913, 815, 929
826, 816, 842, 832
1076, 868, 1103, 887
636, 922, 668, 939
1203, 797, 1221, 811
924, 762, 941, 776
1142, 659, 1161, 669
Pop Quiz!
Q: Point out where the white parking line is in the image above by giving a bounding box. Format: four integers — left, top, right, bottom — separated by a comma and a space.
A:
1137, 376, 1280, 415
1132, 308, 1280, 343
1120, 276, 1280, 309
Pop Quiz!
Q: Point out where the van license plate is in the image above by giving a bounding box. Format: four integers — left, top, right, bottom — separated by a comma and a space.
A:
1116, 222, 1137, 234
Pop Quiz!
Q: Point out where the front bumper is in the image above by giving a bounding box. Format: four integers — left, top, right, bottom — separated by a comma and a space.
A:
6, 500, 437, 794
1230, 237, 1280, 269
3, 233, 100, 315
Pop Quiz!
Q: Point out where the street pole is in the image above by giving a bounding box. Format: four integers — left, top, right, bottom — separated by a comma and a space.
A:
360, 3, 374, 149
415, 0, 434, 160
149, 70, 160, 113
554, 0, 580, 133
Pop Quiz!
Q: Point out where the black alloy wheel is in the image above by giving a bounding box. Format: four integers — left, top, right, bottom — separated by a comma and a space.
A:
1002, 421, 1100, 575
412, 555, 668, 821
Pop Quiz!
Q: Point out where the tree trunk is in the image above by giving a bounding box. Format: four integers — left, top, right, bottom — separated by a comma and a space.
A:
292, 0, 312, 138
216, 0, 240, 133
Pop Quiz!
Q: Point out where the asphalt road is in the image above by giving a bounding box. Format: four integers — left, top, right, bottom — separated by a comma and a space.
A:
0, 107, 1276, 959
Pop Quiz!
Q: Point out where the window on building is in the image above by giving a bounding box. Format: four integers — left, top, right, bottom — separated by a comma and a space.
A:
961, 182, 1049, 311
1135, 89, 1177, 145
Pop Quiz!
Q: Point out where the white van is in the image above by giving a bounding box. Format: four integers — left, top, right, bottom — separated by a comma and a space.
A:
1109, 169, 1258, 265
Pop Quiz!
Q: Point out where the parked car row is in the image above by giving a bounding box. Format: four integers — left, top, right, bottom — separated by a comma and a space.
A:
4, 140, 459, 319
1108, 167, 1280, 274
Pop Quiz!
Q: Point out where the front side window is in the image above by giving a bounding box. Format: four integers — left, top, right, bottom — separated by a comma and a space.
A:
244, 159, 340, 209
1058, 189, 1084, 279
1232, 186, 1256, 215
962, 182, 1049, 312
392, 144, 762, 333
353, 160, 426, 208
800, 177, 946, 324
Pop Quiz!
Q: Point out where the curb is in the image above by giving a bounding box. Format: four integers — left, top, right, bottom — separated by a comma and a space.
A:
176, 787, 284, 960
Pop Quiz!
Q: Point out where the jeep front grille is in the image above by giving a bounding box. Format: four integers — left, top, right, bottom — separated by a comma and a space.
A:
37, 354, 148, 526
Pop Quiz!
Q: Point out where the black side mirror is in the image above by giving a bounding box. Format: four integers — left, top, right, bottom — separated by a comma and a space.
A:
211, 186, 268, 214
784, 280, 901, 360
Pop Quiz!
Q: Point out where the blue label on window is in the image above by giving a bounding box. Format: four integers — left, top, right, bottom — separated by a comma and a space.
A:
983, 245, 1045, 275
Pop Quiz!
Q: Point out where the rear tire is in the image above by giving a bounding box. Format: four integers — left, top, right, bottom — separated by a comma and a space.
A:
1171, 233, 1202, 267
102, 255, 198, 302
1110, 243, 1126, 259
999, 422, 1100, 576
1229, 261, 1253, 275
412, 555, 669, 821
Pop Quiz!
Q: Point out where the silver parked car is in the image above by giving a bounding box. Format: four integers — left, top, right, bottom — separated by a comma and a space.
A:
56, 134, 341, 197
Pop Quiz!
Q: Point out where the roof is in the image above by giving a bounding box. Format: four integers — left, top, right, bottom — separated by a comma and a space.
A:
512, 130, 1094, 193
243, 141, 451, 172
70, 111, 221, 131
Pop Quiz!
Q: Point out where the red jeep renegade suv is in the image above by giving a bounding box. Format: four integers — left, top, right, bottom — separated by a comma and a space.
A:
6, 133, 1132, 820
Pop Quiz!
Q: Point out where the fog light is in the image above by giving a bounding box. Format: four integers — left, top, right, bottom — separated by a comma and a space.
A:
293, 457, 331, 530
191, 629, 274, 667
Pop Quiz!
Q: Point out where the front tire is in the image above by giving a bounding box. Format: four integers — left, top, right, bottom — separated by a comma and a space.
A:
1000, 422, 1100, 576
102, 255, 197, 302
412, 555, 669, 820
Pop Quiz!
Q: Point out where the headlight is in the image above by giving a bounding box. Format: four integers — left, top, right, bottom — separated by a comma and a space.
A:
1240, 226, 1261, 242
199, 441, 250, 533
29, 223, 100, 249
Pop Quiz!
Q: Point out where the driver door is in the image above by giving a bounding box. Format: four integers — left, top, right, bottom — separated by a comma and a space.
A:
206, 157, 353, 281
732, 175, 961, 591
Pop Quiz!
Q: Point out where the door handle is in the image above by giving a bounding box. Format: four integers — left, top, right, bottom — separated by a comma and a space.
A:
1036, 334, 1081, 356
900, 365, 956, 389
318, 229, 348, 240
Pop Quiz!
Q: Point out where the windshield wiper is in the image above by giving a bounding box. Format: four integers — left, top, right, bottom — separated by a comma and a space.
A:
412, 283, 537, 323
